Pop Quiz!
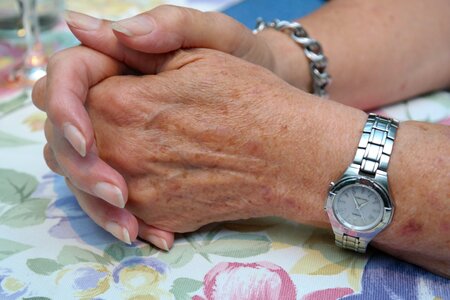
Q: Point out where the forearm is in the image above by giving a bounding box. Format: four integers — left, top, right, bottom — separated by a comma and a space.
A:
274, 91, 450, 276
373, 121, 450, 277
260, 0, 450, 109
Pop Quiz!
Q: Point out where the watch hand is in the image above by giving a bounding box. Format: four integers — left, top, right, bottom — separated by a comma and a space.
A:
351, 191, 367, 222
351, 191, 360, 209
358, 207, 367, 223
359, 201, 369, 209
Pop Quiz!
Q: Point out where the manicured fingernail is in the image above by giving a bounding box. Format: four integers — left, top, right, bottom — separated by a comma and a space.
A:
147, 235, 169, 251
111, 15, 155, 36
64, 10, 101, 31
105, 222, 131, 244
93, 182, 125, 208
63, 123, 86, 157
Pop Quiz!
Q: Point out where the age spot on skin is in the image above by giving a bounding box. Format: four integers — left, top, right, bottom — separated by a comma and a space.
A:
401, 220, 423, 235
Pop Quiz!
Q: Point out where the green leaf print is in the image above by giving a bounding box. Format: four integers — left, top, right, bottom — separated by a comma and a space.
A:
104, 243, 127, 261
139, 243, 158, 257
0, 238, 32, 261
0, 92, 28, 116
0, 130, 37, 147
200, 233, 271, 258
0, 169, 38, 204
266, 222, 315, 249
26, 258, 64, 275
170, 278, 203, 300
22, 297, 52, 300
0, 198, 50, 227
57, 245, 111, 266
104, 242, 154, 262
157, 244, 195, 268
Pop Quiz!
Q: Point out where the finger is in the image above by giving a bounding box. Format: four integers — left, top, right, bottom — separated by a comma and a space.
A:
64, 11, 168, 75
45, 118, 128, 209
137, 218, 174, 251
43, 143, 64, 175
64, 7, 256, 72
44, 46, 126, 157
66, 178, 138, 244
32, 76, 46, 111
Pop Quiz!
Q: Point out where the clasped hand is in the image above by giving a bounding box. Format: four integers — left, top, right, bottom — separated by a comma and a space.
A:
32, 6, 330, 250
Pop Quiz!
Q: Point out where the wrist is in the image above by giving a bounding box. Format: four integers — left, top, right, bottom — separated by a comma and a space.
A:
271, 91, 367, 226
256, 29, 311, 91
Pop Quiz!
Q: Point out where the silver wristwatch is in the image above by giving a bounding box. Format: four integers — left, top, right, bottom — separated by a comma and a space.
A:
324, 113, 399, 253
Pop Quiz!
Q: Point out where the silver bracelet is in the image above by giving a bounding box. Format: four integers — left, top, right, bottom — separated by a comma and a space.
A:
253, 18, 331, 97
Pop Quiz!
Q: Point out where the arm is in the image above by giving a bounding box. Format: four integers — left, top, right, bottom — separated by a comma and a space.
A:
275, 96, 450, 277
34, 2, 449, 249
82, 48, 449, 277
68, 0, 450, 109
260, 0, 450, 108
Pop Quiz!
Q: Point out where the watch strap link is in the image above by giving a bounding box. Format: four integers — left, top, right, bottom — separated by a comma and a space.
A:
352, 113, 399, 178
336, 113, 399, 252
336, 234, 367, 253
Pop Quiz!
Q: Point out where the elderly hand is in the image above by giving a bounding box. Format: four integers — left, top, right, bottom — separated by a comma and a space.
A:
78, 48, 364, 232
32, 5, 306, 247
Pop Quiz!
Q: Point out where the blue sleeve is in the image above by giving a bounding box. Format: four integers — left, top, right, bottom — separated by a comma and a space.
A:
223, 0, 327, 28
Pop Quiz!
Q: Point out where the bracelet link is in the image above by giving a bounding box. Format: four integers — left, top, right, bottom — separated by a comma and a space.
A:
254, 18, 331, 97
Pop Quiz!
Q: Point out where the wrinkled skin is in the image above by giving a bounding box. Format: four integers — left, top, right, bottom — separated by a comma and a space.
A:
86, 49, 309, 232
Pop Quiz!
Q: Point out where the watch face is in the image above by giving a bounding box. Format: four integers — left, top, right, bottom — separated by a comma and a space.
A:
332, 183, 384, 231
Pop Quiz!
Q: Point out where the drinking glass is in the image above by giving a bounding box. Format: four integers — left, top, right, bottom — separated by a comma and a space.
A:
0, 0, 64, 87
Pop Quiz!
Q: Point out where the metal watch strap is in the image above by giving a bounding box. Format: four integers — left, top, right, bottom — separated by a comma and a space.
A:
352, 113, 399, 177
337, 113, 399, 252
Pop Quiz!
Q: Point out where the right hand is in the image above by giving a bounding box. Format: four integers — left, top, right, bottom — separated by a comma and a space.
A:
32, 5, 305, 248
82, 48, 332, 232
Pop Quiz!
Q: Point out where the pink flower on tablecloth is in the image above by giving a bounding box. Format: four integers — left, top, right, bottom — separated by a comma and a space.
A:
301, 287, 354, 300
195, 261, 296, 300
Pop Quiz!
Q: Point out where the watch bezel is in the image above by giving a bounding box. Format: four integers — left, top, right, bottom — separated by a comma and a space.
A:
332, 183, 385, 231
326, 176, 394, 240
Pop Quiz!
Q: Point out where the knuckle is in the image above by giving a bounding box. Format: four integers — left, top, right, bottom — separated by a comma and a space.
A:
46, 50, 68, 71
154, 5, 196, 28
86, 76, 147, 126
86, 76, 122, 113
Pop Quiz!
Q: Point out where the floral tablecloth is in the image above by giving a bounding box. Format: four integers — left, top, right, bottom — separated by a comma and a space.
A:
0, 1, 449, 299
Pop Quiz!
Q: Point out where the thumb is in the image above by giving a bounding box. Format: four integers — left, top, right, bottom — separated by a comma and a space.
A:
110, 5, 256, 57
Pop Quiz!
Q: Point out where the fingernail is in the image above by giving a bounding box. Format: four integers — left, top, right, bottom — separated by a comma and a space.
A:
147, 235, 169, 251
63, 123, 86, 157
105, 222, 131, 245
64, 10, 101, 31
93, 182, 125, 208
111, 15, 155, 37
